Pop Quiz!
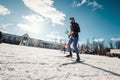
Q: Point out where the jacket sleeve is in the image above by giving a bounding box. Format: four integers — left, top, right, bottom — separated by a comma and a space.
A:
77, 23, 80, 32
74, 23, 80, 34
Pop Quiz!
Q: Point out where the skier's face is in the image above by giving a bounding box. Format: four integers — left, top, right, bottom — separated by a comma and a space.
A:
69, 19, 74, 24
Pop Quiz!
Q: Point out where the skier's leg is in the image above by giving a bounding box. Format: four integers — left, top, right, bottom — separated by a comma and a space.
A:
64, 48, 66, 54
63, 47, 65, 54
73, 37, 80, 61
66, 37, 73, 57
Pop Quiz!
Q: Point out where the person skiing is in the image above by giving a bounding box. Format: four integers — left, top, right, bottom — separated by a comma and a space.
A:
66, 17, 80, 62
62, 42, 67, 54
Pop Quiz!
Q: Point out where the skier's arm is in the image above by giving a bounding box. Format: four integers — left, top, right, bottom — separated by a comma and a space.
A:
74, 23, 80, 34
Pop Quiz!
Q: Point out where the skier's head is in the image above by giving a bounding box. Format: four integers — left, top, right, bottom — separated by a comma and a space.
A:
69, 17, 75, 24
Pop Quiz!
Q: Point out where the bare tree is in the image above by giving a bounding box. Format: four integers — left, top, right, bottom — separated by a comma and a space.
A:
65, 28, 69, 35
98, 41, 105, 55
115, 41, 120, 49
109, 41, 113, 49
92, 38, 105, 55
54, 38, 57, 43
0, 27, 4, 32
59, 39, 63, 43
86, 39, 90, 53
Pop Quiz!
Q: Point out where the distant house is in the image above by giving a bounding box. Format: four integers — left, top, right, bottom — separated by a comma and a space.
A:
19, 33, 33, 46
1, 33, 62, 50
2, 33, 20, 45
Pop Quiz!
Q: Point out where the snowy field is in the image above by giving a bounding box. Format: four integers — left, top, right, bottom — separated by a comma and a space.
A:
0, 43, 120, 80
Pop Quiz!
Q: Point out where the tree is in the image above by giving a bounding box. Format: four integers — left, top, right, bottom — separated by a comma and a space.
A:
86, 39, 90, 53
109, 41, 113, 49
0, 27, 4, 32
115, 41, 120, 49
59, 39, 63, 43
54, 38, 57, 43
65, 28, 69, 36
98, 41, 105, 55
92, 38, 105, 55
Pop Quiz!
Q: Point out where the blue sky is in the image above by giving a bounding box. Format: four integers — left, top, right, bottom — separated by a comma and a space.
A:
0, 0, 120, 44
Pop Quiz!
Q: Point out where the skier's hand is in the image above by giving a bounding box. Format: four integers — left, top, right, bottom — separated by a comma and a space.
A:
70, 31, 74, 35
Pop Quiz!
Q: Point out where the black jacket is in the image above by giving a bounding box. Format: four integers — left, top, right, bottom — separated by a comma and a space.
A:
70, 22, 80, 37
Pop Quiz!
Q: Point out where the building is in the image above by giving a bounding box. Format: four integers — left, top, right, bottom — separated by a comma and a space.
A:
1, 32, 62, 50
2, 33, 20, 45
19, 33, 33, 46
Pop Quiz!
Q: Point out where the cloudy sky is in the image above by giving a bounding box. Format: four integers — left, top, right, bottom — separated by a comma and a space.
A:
0, 0, 120, 43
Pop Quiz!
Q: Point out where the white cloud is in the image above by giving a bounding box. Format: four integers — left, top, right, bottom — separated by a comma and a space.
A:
22, 0, 66, 25
81, 0, 87, 5
87, 1, 103, 10
111, 38, 120, 41
94, 38, 104, 42
72, 0, 103, 10
73, 0, 87, 7
0, 24, 12, 28
17, 14, 45, 34
46, 31, 64, 42
0, 4, 10, 15
22, 14, 45, 23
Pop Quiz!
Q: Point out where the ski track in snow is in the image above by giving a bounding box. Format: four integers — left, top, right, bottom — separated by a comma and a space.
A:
0, 43, 120, 80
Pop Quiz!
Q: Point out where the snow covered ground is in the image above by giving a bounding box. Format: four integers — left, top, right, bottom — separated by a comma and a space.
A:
0, 43, 120, 80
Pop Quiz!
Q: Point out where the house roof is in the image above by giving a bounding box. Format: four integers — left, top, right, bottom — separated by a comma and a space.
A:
19, 33, 32, 42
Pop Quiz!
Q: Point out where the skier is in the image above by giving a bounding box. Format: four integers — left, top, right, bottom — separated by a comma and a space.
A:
65, 17, 80, 62
62, 42, 67, 54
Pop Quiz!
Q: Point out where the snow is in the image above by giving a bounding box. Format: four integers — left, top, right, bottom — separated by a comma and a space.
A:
0, 43, 120, 80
